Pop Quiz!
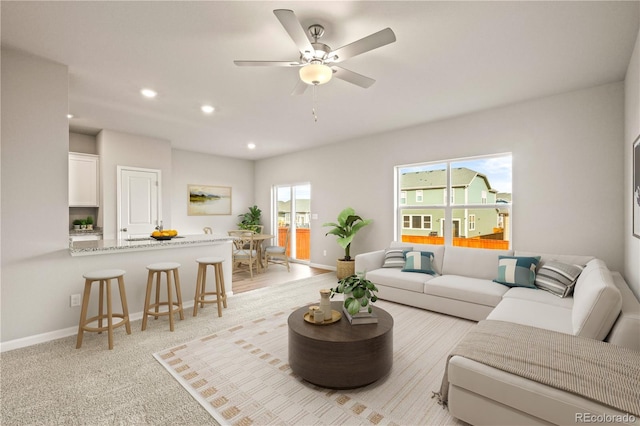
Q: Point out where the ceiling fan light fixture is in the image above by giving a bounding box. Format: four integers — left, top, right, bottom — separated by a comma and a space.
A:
299, 63, 332, 86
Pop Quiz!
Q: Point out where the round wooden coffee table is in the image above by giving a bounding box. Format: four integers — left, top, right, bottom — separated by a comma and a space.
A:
288, 301, 393, 389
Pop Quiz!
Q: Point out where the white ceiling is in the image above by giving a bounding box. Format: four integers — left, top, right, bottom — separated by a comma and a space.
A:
2, 1, 639, 160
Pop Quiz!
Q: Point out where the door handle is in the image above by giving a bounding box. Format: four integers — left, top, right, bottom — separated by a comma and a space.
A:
120, 228, 128, 232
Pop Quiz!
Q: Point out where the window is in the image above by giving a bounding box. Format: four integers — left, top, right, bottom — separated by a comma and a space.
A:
396, 154, 511, 249
402, 214, 432, 230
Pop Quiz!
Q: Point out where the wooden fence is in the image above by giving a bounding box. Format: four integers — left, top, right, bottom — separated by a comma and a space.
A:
278, 227, 310, 260
401, 235, 509, 250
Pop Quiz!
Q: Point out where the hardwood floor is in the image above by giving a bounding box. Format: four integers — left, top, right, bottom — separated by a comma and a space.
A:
231, 262, 333, 294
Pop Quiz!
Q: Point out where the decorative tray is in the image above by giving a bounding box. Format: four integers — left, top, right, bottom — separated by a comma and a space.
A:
151, 235, 173, 240
303, 309, 342, 325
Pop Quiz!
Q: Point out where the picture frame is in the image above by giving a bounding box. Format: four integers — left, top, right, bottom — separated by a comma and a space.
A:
187, 184, 231, 216
634, 135, 640, 239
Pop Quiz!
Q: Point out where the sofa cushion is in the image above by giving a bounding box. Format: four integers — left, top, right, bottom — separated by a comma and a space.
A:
382, 247, 412, 268
366, 268, 434, 293
442, 246, 513, 280
534, 261, 584, 297
487, 298, 574, 335
402, 251, 436, 274
503, 287, 574, 309
572, 259, 622, 340
425, 275, 509, 307
493, 256, 540, 288
390, 242, 445, 274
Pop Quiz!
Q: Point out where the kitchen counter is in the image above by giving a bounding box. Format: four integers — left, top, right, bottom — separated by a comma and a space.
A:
69, 227, 103, 237
69, 234, 233, 256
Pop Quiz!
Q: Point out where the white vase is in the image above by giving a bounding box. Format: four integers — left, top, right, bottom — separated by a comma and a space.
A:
319, 289, 332, 321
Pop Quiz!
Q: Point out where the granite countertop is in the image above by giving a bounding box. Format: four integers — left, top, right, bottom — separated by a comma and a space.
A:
69, 234, 233, 256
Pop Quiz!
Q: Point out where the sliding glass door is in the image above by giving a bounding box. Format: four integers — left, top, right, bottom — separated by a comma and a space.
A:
274, 183, 311, 262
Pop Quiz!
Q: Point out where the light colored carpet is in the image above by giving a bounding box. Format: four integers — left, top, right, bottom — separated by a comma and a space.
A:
154, 280, 475, 425
1, 273, 473, 425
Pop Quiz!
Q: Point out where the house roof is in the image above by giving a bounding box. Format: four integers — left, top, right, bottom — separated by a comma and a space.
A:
401, 168, 496, 192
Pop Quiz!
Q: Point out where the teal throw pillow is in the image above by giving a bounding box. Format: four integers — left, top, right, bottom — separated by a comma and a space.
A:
402, 251, 436, 275
493, 255, 541, 288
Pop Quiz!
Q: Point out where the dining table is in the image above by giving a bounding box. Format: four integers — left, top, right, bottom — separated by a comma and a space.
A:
252, 233, 275, 271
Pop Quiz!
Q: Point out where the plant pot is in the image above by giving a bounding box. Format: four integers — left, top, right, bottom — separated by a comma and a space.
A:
73, 225, 80, 230
336, 259, 355, 280
86, 224, 93, 230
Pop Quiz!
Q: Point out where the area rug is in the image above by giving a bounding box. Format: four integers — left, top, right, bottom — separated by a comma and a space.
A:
154, 292, 474, 425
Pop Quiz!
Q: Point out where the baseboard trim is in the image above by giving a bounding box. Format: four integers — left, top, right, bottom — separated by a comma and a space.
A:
0, 297, 221, 353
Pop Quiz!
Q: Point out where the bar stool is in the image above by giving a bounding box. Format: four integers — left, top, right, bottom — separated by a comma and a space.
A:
76, 269, 131, 350
142, 262, 184, 332
193, 257, 227, 317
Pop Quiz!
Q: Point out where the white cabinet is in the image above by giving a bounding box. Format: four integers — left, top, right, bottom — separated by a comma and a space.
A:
69, 153, 99, 207
70, 234, 102, 242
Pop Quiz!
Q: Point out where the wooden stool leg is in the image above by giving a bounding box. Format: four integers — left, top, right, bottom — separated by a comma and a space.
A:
174, 269, 184, 320
214, 265, 223, 317
193, 264, 203, 316
106, 279, 114, 350
98, 280, 105, 333
76, 280, 92, 349
166, 271, 175, 332
154, 271, 161, 318
142, 271, 154, 331
117, 276, 131, 335
217, 264, 227, 309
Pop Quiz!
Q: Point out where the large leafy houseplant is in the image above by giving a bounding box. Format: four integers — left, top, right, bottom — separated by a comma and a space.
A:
322, 207, 372, 261
237, 205, 262, 231
330, 273, 379, 315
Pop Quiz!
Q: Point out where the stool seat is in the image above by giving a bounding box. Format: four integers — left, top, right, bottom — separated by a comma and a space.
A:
146, 262, 181, 271
196, 256, 225, 264
194, 258, 227, 317
142, 262, 184, 332
82, 269, 126, 280
76, 269, 131, 350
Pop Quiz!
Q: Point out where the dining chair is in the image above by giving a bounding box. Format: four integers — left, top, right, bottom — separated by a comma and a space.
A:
264, 227, 291, 272
228, 230, 259, 278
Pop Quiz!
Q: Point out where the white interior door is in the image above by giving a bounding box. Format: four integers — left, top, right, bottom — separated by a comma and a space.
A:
118, 166, 161, 239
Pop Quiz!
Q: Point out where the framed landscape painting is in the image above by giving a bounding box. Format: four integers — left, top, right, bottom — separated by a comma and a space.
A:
188, 184, 231, 216
634, 135, 640, 238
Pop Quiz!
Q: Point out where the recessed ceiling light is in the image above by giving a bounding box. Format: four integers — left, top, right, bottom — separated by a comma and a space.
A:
201, 105, 215, 114
67, 114, 74, 119
247, 143, 256, 150
141, 88, 157, 98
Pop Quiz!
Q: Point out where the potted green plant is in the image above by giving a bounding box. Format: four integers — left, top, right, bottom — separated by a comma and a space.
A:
72, 219, 82, 230
331, 272, 379, 319
323, 207, 372, 279
238, 205, 262, 232
85, 216, 94, 230
79, 219, 87, 230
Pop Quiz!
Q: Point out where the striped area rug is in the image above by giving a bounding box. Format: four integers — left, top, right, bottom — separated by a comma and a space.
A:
154, 298, 474, 425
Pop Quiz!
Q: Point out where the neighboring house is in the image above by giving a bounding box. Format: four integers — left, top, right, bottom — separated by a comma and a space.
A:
400, 168, 508, 239
277, 199, 311, 228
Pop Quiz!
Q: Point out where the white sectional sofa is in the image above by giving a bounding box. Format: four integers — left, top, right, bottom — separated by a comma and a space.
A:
355, 242, 640, 425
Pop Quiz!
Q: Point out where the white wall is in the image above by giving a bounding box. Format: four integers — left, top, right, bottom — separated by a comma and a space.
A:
69, 132, 97, 154
171, 149, 254, 235
1, 48, 70, 341
624, 28, 640, 299
97, 129, 173, 240
255, 82, 626, 275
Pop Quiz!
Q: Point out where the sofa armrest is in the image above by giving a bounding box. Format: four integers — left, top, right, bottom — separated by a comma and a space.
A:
355, 250, 385, 277
605, 272, 640, 351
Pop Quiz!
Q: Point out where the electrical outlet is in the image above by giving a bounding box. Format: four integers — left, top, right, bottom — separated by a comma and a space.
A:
70, 294, 81, 307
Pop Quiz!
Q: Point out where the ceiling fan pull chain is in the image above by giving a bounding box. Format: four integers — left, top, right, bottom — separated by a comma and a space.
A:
312, 84, 319, 122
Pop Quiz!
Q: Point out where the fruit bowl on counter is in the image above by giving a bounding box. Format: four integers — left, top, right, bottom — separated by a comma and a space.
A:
151, 229, 178, 240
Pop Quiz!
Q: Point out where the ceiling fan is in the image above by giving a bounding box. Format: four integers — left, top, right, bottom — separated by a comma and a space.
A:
234, 9, 396, 95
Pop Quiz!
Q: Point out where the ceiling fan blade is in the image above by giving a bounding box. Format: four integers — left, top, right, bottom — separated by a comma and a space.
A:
291, 79, 308, 95
331, 66, 376, 88
273, 9, 314, 56
329, 28, 396, 63
234, 60, 301, 67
